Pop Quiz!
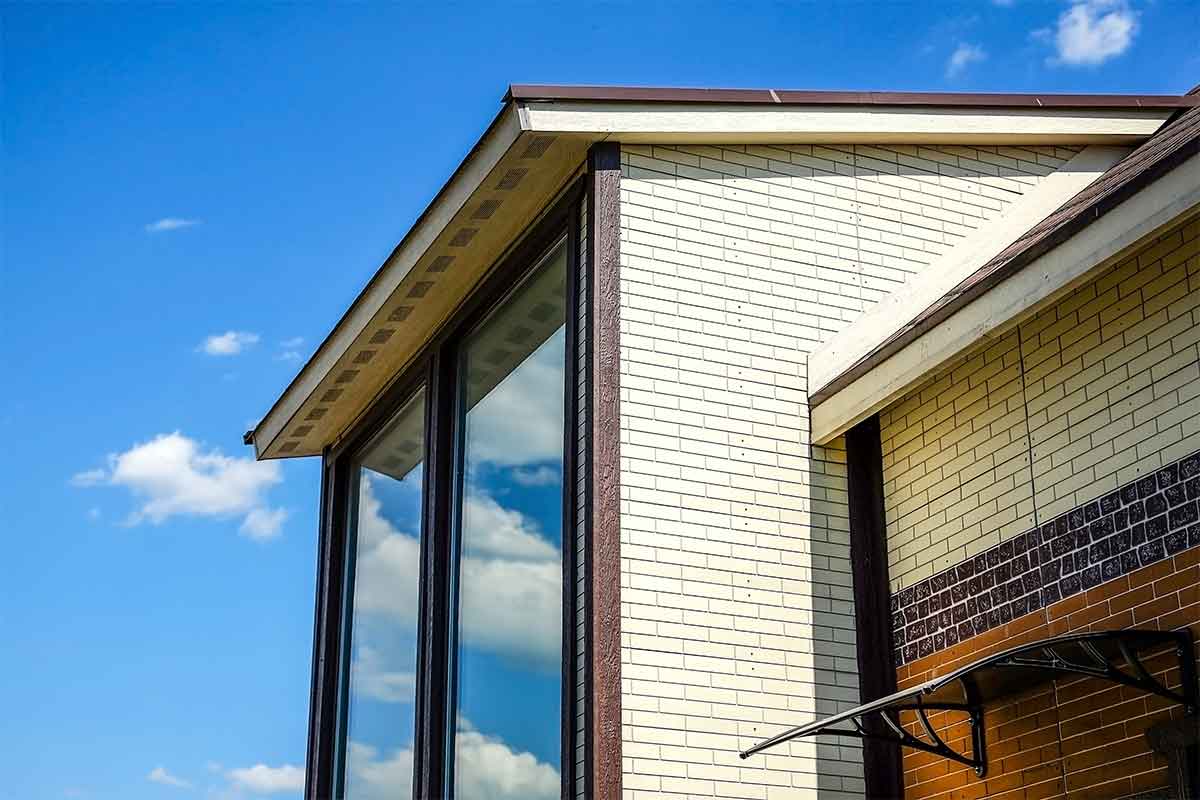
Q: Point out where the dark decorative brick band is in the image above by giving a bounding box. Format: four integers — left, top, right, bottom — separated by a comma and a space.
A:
891, 450, 1200, 666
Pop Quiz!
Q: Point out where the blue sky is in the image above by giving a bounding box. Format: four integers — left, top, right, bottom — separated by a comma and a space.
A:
2, 1, 1197, 797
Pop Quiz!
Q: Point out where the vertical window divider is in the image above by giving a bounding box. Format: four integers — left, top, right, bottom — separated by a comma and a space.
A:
331, 463, 363, 798
419, 348, 456, 800
306, 448, 339, 800
560, 194, 583, 800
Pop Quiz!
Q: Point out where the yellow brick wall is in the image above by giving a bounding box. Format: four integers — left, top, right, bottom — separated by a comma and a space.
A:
881, 328, 1036, 591
882, 213, 1200, 591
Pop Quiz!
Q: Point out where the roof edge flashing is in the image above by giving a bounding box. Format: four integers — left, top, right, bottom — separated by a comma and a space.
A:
507, 84, 1200, 109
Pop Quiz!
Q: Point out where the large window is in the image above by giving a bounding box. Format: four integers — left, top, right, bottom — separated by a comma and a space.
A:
337, 391, 427, 799
325, 197, 578, 800
448, 240, 567, 798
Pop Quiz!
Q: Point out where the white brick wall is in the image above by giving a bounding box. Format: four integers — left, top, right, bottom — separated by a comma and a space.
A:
616, 142, 1076, 798
880, 212, 1200, 591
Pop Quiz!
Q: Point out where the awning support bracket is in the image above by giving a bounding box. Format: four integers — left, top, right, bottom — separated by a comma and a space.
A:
738, 629, 1196, 781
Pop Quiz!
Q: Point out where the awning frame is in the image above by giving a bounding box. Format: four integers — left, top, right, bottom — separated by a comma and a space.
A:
739, 629, 1198, 780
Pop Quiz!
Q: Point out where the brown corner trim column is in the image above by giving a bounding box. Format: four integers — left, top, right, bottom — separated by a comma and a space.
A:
845, 415, 904, 799
586, 141, 621, 800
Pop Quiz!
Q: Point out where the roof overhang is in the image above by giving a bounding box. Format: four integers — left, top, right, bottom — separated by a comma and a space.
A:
811, 148, 1200, 444
249, 86, 1191, 460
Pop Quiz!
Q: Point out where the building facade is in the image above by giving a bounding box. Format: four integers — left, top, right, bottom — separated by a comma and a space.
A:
249, 84, 1200, 800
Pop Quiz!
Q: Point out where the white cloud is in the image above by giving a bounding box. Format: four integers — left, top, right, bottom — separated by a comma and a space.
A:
455, 727, 559, 800
70, 468, 107, 487
946, 42, 987, 77
276, 337, 306, 362
343, 726, 558, 800
353, 478, 560, 671
343, 743, 413, 800
511, 465, 561, 487
351, 645, 417, 703
145, 218, 200, 233
226, 764, 304, 794
465, 329, 565, 468
240, 506, 288, 541
199, 331, 260, 356
147, 767, 191, 789
1048, 0, 1137, 66
73, 432, 285, 539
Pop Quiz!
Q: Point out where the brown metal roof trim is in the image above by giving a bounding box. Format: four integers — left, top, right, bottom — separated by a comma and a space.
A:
507, 84, 1200, 109
810, 100, 1200, 408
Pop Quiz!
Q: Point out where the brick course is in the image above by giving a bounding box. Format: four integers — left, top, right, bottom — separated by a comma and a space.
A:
892, 449, 1200, 667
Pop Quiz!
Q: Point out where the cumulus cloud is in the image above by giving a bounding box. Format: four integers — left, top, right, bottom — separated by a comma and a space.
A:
353, 478, 560, 671
1045, 0, 1138, 66
946, 42, 987, 77
343, 743, 413, 800
145, 218, 200, 233
343, 726, 558, 800
226, 764, 304, 794
72, 432, 286, 539
147, 767, 191, 789
199, 331, 260, 356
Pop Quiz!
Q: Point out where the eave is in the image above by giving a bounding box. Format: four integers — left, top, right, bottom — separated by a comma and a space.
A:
248, 86, 1189, 460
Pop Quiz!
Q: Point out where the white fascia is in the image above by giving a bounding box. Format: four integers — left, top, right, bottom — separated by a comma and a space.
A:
519, 101, 1171, 143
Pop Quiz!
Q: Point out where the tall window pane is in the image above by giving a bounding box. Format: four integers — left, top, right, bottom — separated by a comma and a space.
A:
339, 390, 426, 799
449, 240, 567, 799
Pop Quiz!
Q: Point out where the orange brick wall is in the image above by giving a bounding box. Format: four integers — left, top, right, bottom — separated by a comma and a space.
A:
895, 545, 1199, 800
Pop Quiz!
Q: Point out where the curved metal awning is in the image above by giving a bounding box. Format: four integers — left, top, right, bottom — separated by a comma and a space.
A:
740, 628, 1197, 778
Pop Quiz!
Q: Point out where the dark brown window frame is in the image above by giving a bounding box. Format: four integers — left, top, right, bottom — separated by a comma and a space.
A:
306, 178, 586, 800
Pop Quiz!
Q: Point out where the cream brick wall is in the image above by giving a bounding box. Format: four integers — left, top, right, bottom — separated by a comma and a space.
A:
880, 212, 1200, 591
616, 142, 1077, 799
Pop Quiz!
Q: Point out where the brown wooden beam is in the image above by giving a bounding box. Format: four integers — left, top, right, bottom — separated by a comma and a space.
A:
845, 415, 904, 799
586, 141, 622, 800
